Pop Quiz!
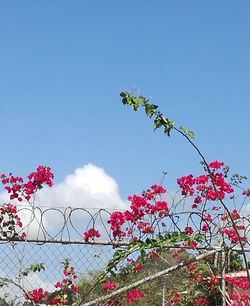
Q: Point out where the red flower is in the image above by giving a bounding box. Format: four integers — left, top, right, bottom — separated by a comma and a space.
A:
127, 289, 144, 303
208, 160, 224, 169
25, 288, 48, 303
177, 174, 195, 196
203, 214, 212, 222
202, 224, 209, 232
194, 297, 208, 305
186, 263, 196, 270
103, 281, 118, 292
188, 240, 197, 249
83, 228, 100, 241
133, 263, 143, 271
174, 293, 182, 302
185, 226, 194, 234
71, 284, 78, 292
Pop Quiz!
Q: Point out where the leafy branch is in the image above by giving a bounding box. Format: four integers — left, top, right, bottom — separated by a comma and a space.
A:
19, 263, 45, 277
120, 91, 195, 138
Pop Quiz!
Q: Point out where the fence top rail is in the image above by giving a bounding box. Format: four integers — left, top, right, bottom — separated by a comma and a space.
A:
0, 236, 249, 253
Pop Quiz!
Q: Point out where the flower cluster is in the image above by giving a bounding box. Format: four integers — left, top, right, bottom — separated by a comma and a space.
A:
104, 287, 144, 305
0, 166, 54, 240
53, 263, 78, 291
176, 161, 249, 245
83, 228, 101, 242
133, 263, 143, 271
221, 227, 246, 244
229, 293, 250, 306
108, 184, 168, 239
1, 165, 54, 202
103, 280, 119, 292
225, 276, 250, 291
25, 288, 48, 303
127, 288, 144, 303
177, 160, 234, 206
242, 188, 250, 196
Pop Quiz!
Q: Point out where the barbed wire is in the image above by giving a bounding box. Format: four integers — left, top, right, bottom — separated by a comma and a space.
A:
1, 206, 249, 247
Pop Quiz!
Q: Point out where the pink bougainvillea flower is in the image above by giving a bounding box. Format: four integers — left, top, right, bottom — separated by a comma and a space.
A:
202, 224, 209, 232
185, 226, 194, 234
103, 281, 118, 292
208, 160, 224, 169
127, 288, 144, 303
188, 240, 197, 250
83, 228, 100, 241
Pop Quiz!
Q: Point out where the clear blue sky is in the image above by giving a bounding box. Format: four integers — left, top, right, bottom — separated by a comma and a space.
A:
0, 1, 250, 198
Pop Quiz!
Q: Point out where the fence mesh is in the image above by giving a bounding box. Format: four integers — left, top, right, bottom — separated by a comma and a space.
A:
0, 239, 116, 304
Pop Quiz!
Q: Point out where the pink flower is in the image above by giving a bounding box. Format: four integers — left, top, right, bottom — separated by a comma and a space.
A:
103, 281, 118, 292
127, 289, 144, 303
203, 214, 212, 222
209, 160, 224, 169
194, 297, 208, 305
186, 263, 196, 270
71, 284, 78, 292
25, 288, 48, 303
20, 232, 26, 239
150, 184, 166, 194
54, 282, 62, 288
153, 200, 169, 216
83, 228, 100, 241
185, 226, 194, 234
188, 240, 197, 249
177, 174, 195, 196
202, 224, 209, 232
230, 209, 240, 220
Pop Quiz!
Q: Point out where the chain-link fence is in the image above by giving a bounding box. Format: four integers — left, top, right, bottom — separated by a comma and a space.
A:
0, 239, 117, 304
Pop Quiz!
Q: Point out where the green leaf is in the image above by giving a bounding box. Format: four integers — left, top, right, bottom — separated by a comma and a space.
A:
120, 92, 127, 98
163, 125, 172, 136
179, 125, 195, 139
113, 249, 126, 260
122, 97, 128, 105
145, 103, 158, 118
30, 263, 45, 273
153, 118, 163, 130
137, 96, 147, 106
19, 268, 30, 277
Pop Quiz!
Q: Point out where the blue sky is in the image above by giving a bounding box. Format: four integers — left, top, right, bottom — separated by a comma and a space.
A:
0, 1, 250, 199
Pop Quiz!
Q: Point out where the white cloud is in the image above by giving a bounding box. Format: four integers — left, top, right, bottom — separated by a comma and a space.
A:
36, 163, 127, 210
